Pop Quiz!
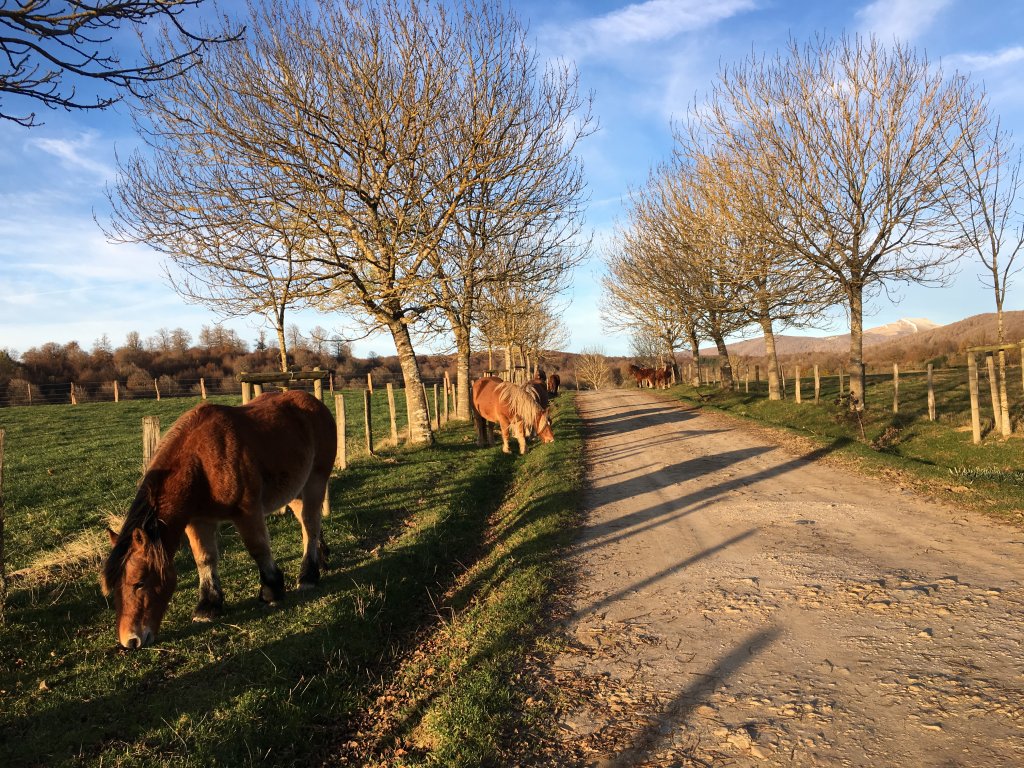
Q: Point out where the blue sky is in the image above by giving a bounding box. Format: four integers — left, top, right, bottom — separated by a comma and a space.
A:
1, 0, 1022, 358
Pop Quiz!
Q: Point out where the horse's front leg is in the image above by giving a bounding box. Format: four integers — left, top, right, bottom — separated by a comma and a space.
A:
185, 519, 224, 621
234, 513, 285, 604
514, 420, 527, 454
498, 418, 512, 453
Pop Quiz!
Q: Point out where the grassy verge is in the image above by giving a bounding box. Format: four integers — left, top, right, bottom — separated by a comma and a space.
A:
666, 381, 1024, 522
333, 393, 586, 767
0, 390, 582, 766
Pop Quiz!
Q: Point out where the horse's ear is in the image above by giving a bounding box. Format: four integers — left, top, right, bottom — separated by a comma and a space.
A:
131, 526, 149, 549
107, 527, 119, 547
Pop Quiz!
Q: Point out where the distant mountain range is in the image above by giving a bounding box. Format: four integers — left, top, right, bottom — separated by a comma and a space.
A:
723, 312, 1023, 364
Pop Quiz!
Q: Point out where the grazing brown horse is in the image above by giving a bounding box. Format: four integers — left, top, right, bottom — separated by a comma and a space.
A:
472, 376, 554, 454
546, 373, 560, 396
101, 390, 336, 649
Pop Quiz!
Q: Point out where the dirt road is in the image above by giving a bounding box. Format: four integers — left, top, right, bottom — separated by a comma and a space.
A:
549, 388, 1024, 767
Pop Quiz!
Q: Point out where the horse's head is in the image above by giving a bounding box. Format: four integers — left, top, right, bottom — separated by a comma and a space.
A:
535, 410, 555, 444
102, 520, 176, 649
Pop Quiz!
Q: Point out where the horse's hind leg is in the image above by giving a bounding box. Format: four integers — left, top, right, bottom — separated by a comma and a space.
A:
185, 519, 224, 621
234, 513, 286, 604
289, 474, 328, 589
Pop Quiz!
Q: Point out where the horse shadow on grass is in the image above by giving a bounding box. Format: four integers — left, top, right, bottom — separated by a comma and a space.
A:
0, 435, 513, 766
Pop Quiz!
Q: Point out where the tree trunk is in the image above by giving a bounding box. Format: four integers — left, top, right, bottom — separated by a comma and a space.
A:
848, 285, 865, 410
452, 324, 472, 421
275, 321, 289, 373
759, 315, 782, 401
687, 326, 701, 386
711, 333, 734, 391
387, 320, 434, 445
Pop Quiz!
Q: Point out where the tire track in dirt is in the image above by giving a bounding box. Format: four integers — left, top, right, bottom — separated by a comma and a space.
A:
548, 388, 1024, 767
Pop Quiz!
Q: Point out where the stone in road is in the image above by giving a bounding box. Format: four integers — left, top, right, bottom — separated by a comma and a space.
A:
549, 388, 1024, 767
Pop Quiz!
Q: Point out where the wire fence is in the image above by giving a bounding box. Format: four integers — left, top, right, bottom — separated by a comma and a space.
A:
0, 373, 460, 410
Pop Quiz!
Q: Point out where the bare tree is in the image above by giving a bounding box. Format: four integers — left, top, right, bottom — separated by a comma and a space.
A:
112, 0, 535, 444
601, 241, 687, 373
428, 0, 592, 418
109, 147, 320, 372
707, 34, 985, 407
1, 0, 238, 126
575, 346, 611, 391
676, 136, 839, 399
950, 112, 1024, 435
640, 162, 749, 390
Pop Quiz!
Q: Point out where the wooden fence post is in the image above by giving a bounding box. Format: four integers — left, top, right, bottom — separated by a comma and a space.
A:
433, 383, 440, 430
780, 367, 787, 398
968, 353, 981, 444
443, 372, 451, 425
927, 364, 936, 422
253, 384, 263, 398
422, 384, 432, 433
334, 394, 347, 470
0, 427, 7, 622
997, 350, 1011, 437
745, 367, 749, 393
386, 383, 399, 445
892, 363, 899, 414
329, 374, 334, 395
142, 416, 161, 472
366, 372, 374, 395
154, 378, 161, 401
813, 365, 820, 404
363, 389, 373, 455
985, 354, 1002, 435
27, 382, 32, 406
114, 380, 120, 403
241, 381, 252, 405
313, 367, 323, 402
795, 366, 802, 404
199, 378, 206, 400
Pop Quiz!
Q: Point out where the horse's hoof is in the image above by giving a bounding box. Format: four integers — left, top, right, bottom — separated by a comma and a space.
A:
259, 585, 285, 604
296, 582, 317, 591
192, 604, 222, 622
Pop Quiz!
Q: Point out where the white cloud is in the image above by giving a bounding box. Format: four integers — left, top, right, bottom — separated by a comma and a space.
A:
855, 0, 953, 42
945, 46, 1024, 72
548, 0, 758, 59
26, 131, 114, 179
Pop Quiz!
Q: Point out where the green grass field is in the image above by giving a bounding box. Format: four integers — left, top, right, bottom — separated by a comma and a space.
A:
0, 390, 584, 767
671, 366, 1024, 521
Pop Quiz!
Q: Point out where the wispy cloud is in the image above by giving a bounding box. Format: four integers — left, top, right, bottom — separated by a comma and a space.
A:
26, 131, 114, 179
855, 0, 953, 42
547, 0, 758, 59
945, 45, 1024, 72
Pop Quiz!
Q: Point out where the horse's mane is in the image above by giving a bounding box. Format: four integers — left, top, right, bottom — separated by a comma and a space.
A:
99, 407, 208, 596
498, 381, 544, 422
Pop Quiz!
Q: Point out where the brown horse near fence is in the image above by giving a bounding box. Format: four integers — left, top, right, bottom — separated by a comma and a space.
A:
628, 363, 655, 388
472, 376, 554, 454
101, 390, 336, 649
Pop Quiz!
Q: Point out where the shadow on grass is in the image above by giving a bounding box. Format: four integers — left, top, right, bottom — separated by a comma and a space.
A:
0, 428, 518, 766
